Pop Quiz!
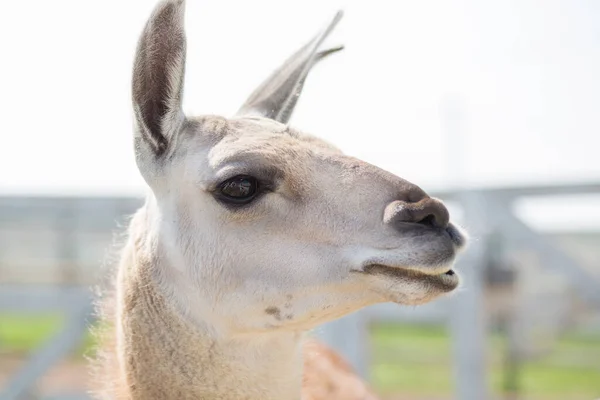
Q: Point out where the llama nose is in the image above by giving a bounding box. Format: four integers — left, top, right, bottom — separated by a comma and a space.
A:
384, 197, 450, 229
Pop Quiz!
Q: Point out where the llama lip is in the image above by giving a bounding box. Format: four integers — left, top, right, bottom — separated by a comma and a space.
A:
446, 223, 467, 248
357, 264, 460, 290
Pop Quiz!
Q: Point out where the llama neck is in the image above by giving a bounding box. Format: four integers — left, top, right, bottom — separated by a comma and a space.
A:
114, 242, 304, 400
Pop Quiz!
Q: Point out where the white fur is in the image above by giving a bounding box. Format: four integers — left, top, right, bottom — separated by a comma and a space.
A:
93, 1, 468, 399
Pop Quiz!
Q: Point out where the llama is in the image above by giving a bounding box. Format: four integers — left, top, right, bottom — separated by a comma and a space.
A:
92, 1, 467, 399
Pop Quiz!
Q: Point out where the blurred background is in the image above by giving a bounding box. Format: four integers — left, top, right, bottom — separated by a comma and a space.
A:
1, 0, 599, 399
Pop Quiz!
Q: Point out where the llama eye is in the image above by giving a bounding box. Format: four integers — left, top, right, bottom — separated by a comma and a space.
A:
218, 176, 259, 204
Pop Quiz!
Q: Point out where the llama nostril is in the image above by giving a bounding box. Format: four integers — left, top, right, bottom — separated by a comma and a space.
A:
416, 199, 449, 229
416, 214, 437, 228
384, 198, 450, 230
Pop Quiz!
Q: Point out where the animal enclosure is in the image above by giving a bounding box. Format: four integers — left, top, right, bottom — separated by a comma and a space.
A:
1, 188, 599, 400
2, 0, 600, 399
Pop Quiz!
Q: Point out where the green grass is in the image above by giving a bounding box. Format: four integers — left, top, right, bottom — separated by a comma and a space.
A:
0, 314, 66, 353
370, 323, 600, 399
0, 313, 97, 359
1, 315, 599, 399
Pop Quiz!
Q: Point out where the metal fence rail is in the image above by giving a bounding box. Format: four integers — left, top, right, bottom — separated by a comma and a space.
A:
0, 287, 93, 400
1, 182, 600, 399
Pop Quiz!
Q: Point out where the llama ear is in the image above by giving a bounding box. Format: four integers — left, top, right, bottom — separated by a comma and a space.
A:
236, 11, 344, 124
132, 0, 187, 157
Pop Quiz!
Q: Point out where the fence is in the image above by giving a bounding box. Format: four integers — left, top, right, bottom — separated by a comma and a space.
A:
1, 182, 600, 399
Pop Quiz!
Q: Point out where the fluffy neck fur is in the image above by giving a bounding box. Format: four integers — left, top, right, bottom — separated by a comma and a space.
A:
97, 207, 305, 400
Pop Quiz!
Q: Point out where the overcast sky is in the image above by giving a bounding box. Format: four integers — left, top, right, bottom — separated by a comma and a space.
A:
1, 0, 599, 230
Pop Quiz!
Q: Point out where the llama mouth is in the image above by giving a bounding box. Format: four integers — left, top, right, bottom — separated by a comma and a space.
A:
357, 264, 460, 291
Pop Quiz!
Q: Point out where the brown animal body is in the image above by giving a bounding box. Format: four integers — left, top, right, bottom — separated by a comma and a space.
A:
92, 214, 378, 399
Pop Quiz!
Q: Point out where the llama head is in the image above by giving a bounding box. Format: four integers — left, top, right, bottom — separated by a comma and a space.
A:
131, 0, 467, 335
